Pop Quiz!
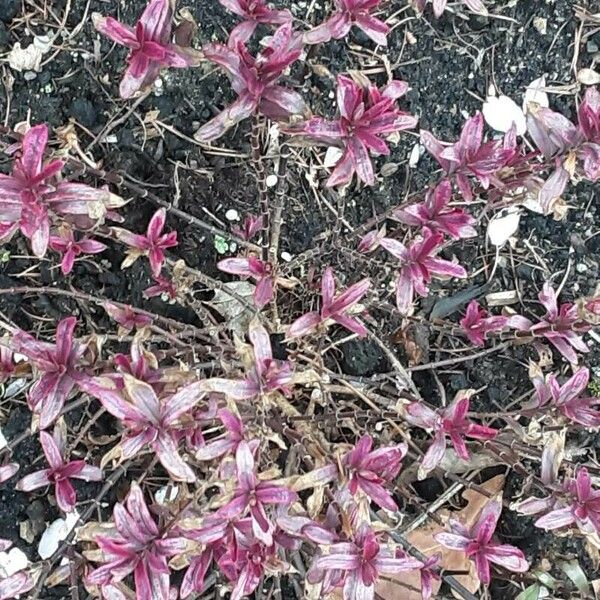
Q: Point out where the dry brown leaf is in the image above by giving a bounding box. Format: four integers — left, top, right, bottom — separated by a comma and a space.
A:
375, 474, 505, 600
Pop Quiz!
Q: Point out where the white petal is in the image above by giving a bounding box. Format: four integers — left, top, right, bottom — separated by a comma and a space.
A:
523, 75, 549, 112
0, 547, 29, 577
38, 511, 79, 559
487, 207, 521, 247
324, 146, 343, 168
482, 95, 527, 135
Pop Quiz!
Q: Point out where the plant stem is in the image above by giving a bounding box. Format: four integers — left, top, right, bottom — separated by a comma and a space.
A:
269, 142, 290, 267
251, 114, 270, 263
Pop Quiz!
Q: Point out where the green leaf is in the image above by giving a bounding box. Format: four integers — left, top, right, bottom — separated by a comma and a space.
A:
214, 235, 229, 255
534, 571, 557, 590
515, 584, 542, 600
561, 560, 590, 595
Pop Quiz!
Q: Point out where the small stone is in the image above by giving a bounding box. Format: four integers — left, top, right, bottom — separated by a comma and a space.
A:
38, 71, 51, 86
0, 22, 9, 48
0, 0, 18, 23
70, 98, 97, 128
281, 251, 292, 262
533, 16, 547, 35
576, 263, 588, 274
225, 209, 239, 221
265, 174, 278, 187
587, 40, 599, 54
23, 71, 37, 81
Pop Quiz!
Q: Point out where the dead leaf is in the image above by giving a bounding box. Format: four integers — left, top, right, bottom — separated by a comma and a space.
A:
8, 42, 44, 72
211, 281, 255, 338
376, 474, 505, 600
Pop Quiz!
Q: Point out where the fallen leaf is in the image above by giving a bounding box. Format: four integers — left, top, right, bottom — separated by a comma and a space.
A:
8, 42, 44, 72
376, 474, 505, 600
211, 281, 256, 338
485, 290, 519, 307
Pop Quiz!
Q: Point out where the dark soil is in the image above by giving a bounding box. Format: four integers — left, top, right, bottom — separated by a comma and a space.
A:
0, 0, 598, 598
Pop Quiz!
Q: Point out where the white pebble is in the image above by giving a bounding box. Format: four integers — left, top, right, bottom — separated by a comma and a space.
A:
281, 251, 292, 262
266, 174, 278, 188
225, 209, 239, 221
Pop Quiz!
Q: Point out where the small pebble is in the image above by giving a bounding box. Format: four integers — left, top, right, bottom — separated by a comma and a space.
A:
225, 209, 239, 221
576, 263, 588, 274
281, 251, 292, 262
0, 0, 18, 23
265, 174, 278, 187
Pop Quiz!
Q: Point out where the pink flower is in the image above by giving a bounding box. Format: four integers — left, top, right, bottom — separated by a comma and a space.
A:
344, 435, 407, 511
92, 0, 202, 98
219, 0, 291, 44
421, 113, 515, 201
87, 482, 188, 600
11, 317, 87, 429
195, 23, 306, 141
201, 320, 293, 400
293, 75, 417, 187
16, 427, 102, 513
406, 393, 497, 473
216, 441, 297, 545
0, 125, 122, 257
529, 283, 590, 364
305, 0, 390, 46
394, 180, 477, 240
535, 468, 600, 534
104, 302, 153, 332
79, 374, 205, 482
533, 367, 600, 428
436, 501, 528, 585
379, 228, 467, 314
460, 300, 509, 346
288, 267, 371, 338
218, 256, 274, 308
114, 208, 178, 276
313, 525, 422, 600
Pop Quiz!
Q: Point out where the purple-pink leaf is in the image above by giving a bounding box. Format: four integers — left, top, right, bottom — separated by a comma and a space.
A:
435, 501, 528, 585
0, 125, 122, 258
380, 228, 467, 314
305, 0, 390, 46
196, 23, 305, 142
11, 317, 87, 430
394, 180, 477, 239
93, 0, 202, 98
290, 74, 416, 187
288, 267, 371, 338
